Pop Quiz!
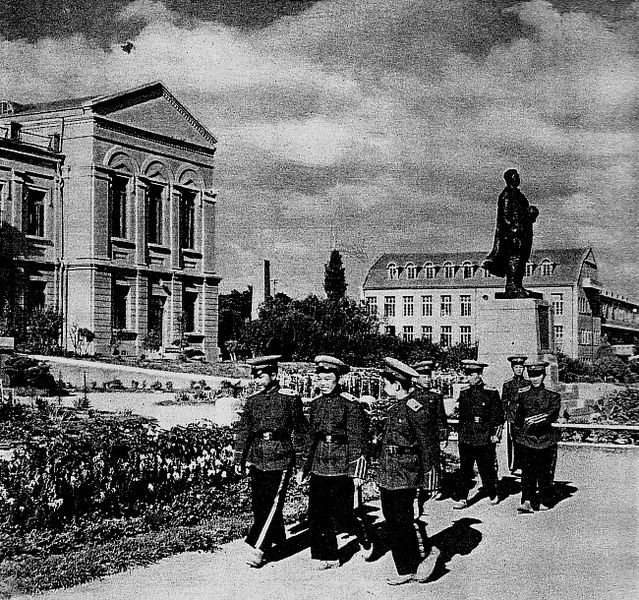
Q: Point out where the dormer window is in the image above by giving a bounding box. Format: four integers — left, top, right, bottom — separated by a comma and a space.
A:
443, 262, 455, 278
540, 259, 554, 276
424, 263, 435, 279
387, 263, 398, 280
462, 262, 474, 279
406, 263, 417, 280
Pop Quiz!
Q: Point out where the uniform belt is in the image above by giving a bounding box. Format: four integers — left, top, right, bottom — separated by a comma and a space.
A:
319, 433, 348, 444
386, 444, 419, 456
258, 430, 287, 441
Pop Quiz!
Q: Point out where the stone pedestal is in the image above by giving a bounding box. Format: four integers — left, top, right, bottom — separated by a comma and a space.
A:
476, 296, 558, 390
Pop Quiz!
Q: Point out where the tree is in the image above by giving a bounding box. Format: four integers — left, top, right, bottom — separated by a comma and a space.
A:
324, 249, 347, 301
218, 288, 253, 360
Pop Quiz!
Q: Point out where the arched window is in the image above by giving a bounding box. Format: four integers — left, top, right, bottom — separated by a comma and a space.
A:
406, 263, 417, 279
424, 263, 435, 279
142, 161, 170, 246
387, 263, 398, 280
462, 262, 474, 279
443, 262, 455, 278
106, 152, 135, 240
540, 259, 553, 276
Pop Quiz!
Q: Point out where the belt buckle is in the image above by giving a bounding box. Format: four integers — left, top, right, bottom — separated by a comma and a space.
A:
388, 445, 397, 455
325, 434, 333, 443
263, 432, 272, 441
474, 416, 481, 423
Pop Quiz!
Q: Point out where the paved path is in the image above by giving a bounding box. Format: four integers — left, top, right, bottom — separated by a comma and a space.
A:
14, 446, 638, 600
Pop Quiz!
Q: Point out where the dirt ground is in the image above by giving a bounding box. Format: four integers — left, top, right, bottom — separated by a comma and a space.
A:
12, 445, 638, 600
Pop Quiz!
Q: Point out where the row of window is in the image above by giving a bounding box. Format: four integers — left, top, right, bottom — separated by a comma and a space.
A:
384, 324, 473, 346
386, 259, 556, 280
111, 175, 197, 249
367, 295, 473, 318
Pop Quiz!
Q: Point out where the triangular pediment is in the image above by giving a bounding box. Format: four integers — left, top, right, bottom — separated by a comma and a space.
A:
91, 82, 216, 149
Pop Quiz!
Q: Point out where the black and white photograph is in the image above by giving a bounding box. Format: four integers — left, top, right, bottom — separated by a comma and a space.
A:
0, 1, 637, 598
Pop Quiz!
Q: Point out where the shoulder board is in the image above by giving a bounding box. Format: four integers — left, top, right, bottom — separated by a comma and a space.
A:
406, 398, 423, 412
518, 386, 531, 393
459, 385, 470, 391
278, 388, 297, 396
340, 392, 357, 402
485, 387, 497, 391
311, 393, 323, 401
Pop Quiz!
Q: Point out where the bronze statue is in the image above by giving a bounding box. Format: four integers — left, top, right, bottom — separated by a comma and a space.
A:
484, 169, 540, 299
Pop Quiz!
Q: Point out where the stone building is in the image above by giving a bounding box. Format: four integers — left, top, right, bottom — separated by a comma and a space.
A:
0, 82, 220, 359
362, 247, 625, 361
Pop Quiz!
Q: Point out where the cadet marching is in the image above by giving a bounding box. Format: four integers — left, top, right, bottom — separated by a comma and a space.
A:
232, 353, 561, 585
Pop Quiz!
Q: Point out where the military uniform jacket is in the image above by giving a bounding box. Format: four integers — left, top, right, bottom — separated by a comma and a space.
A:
512, 384, 561, 449
413, 385, 449, 445
377, 393, 438, 490
457, 382, 504, 446
502, 376, 529, 422
303, 387, 369, 478
233, 383, 307, 471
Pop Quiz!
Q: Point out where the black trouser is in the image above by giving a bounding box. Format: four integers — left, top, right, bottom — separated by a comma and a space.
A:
458, 442, 498, 500
245, 467, 290, 552
308, 474, 353, 561
380, 487, 425, 576
519, 444, 557, 505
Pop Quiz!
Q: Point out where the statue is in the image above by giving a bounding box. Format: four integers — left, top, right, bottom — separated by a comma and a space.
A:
483, 169, 540, 299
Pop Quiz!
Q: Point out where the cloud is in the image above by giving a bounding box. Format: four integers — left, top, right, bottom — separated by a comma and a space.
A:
1, 0, 637, 298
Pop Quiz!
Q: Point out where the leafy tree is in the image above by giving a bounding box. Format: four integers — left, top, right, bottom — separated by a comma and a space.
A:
324, 249, 347, 301
218, 288, 253, 360
21, 308, 63, 355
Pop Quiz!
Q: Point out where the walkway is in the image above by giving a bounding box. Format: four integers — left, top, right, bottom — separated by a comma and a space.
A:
14, 446, 638, 600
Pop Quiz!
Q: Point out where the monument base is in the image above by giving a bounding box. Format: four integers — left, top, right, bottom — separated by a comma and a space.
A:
476, 296, 558, 391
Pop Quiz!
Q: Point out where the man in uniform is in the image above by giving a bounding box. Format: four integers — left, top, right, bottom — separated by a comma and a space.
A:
377, 358, 442, 585
453, 360, 503, 509
298, 355, 369, 570
233, 355, 307, 567
501, 355, 529, 474
411, 360, 449, 512
511, 361, 561, 513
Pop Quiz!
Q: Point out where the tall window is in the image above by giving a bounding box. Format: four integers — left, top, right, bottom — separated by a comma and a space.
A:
551, 293, 564, 316
443, 262, 455, 278
182, 291, 199, 332
180, 189, 196, 249
387, 263, 398, 280
462, 263, 474, 279
554, 325, 564, 351
440, 325, 452, 347
110, 175, 128, 238
26, 281, 46, 314
147, 183, 164, 245
406, 263, 417, 279
384, 325, 396, 336
24, 189, 46, 237
422, 295, 433, 317
441, 295, 452, 316
540, 260, 553, 276
148, 296, 165, 345
482, 267, 492, 278
525, 263, 535, 277
402, 326, 414, 342
421, 325, 433, 342
384, 296, 395, 318
403, 296, 414, 317
578, 297, 589, 314
366, 296, 378, 316
460, 294, 472, 316
112, 285, 129, 330
460, 325, 472, 345
424, 263, 435, 279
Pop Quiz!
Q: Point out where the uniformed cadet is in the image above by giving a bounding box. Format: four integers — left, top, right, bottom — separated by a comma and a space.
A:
233, 355, 307, 567
298, 355, 369, 570
511, 361, 561, 513
411, 360, 449, 510
502, 355, 529, 474
377, 358, 442, 586
453, 360, 504, 509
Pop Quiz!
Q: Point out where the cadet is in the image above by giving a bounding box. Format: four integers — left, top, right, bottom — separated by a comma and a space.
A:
511, 361, 561, 513
298, 355, 369, 570
502, 355, 529, 473
411, 360, 449, 508
377, 358, 441, 585
453, 360, 503, 509
233, 355, 307, 567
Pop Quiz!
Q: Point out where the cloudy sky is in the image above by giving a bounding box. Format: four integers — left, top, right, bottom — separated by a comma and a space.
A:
2, 0, 638, 299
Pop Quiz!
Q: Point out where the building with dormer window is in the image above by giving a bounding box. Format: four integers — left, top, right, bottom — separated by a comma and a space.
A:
0, 82, 220, 359
363, 248, 638, 361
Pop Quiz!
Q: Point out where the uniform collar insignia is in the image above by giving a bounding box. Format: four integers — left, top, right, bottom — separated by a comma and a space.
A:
406, 397, 423, 412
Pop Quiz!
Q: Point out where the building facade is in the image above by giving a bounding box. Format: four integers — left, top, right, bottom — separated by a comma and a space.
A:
362, 248, 613, 361
0, 82, 220, 359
